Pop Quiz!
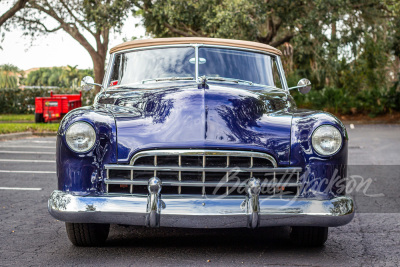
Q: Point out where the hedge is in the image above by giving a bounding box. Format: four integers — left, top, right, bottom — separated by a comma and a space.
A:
1, 86, 399, 116
0, 88, 96, 114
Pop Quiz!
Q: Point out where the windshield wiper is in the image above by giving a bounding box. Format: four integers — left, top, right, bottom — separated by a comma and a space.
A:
203, 76, 254, 86
200, 76, 283, 90
141, 76, 194, 84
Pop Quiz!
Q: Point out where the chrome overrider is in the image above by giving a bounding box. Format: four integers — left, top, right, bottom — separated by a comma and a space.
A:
48, 179, 355, 228
146, 177, 164, 227
246, 178, 261, 228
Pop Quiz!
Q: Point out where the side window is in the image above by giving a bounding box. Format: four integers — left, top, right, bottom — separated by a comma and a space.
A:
109, 54, 121, 86
272, 58, 282, 89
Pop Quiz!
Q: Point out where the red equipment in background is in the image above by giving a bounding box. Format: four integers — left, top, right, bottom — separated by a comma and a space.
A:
34, 91, 82, 123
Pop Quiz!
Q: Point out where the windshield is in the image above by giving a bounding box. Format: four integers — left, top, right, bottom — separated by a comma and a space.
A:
109, 47, 195, 87
107, 45, 281, 89
198, 47, 276, 87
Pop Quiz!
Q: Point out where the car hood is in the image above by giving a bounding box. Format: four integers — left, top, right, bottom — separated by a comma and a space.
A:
99, 82, 294, 164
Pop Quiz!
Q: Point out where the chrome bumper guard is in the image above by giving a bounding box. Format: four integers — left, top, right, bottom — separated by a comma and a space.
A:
48, 188, 355, 228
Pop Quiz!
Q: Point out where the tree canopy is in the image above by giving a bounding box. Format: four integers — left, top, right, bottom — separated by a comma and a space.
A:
24, 66, 93, 88
15, 0, 133, 91
0, 63, 21, 88
134, 0, 398, 85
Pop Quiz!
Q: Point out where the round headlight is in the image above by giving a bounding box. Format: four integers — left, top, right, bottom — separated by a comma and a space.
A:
65, 121, 96, 153
311, 125, 342, 156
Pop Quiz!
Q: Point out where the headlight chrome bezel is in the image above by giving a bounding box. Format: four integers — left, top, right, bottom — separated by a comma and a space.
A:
65, 121, 96, 153
311, 125, 343, 157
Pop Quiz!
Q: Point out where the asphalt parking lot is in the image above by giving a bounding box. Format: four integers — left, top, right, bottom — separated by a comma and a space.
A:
0, 124, 399, 266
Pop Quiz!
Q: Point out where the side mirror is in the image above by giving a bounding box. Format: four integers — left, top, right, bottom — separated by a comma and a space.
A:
81, 76, 103, 91
81, 76, 95, 91
288, 78, 312, 94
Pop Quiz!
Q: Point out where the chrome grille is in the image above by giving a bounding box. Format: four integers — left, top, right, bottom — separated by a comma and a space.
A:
105, 150, 301, 196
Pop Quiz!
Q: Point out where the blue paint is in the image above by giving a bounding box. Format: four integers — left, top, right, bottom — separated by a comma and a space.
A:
57, 81, 348, 198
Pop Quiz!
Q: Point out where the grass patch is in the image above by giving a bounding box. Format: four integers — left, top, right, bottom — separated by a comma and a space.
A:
0, 123, 59, 134
0, 114, 35, 122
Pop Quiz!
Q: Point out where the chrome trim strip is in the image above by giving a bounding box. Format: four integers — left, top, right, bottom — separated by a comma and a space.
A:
112, 44, 278, 59
105, 165, 300, 173
112, 44, 194, 56
275, 56, 289, 91
194, 44, 200, 83
48, 190, 355, 228
102, 53, 115, 91
199, 44, 279, 57
104, 179, 301, 187
129, 149, 278, 167
178, 155, 182, 194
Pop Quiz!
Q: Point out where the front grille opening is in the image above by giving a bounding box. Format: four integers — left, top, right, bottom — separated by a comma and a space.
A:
134, 157, 154, 166
158, 171, 179, 181
108, 184, 130, 194
133, 170, 153, 180
182, 172, 202, 181
275, 172, 298, 184
205, 186, 226, 196
157, 156, 179, 166
253, 157, 274, 167
227, 186, 247, 195
161, 186, 178, 194
132, 185, 148, 194
253, 172, 267, 180
108, 169, 130, 180
206, 156, 226, 167
276, 186, 298, 196
180, 186, 201, 195
227, 172, 250, 183
205, 172, 226, 182
260, 186, 275, 195
181, 156, 203, 167
229, 157, 250, 167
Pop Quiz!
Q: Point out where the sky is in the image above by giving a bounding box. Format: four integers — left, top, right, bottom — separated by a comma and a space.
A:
0, 11, 146, 71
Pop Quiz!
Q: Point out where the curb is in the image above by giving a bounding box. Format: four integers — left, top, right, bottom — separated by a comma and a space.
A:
0, 131, 56, 141
0, 131, 33, 141
34, 132, 58, 137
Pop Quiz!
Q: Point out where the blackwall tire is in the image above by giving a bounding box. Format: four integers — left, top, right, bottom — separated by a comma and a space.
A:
290, 226, 328, 247
34, 113, 43, 123
65, 223, 110, 247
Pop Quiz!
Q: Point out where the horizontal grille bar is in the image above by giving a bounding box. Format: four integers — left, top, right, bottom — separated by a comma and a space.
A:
104, 179, 301, 187
104, 164, 301, 173
129, 149, 278, 166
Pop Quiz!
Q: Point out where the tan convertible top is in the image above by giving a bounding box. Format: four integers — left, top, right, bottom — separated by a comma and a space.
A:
109, 37, 282, 56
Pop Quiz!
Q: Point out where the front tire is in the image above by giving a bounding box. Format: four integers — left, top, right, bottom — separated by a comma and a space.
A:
290, 226, 328, 246
34, 113, 44, 123
65, 223, 110, 247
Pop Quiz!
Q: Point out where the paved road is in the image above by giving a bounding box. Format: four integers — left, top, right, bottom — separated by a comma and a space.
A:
0, 125, 399, 266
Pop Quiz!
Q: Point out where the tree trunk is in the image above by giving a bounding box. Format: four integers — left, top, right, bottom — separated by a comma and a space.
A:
0, 0, 28, 27
92, 54, 106, 93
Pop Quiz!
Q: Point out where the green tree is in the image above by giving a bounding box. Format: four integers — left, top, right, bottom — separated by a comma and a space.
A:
133, 0, 395, 92
17, 0, 133, 92
24, 66, 94, 87
0, 64, 21, 88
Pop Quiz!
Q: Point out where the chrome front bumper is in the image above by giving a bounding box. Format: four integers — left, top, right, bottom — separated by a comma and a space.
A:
48, 190, 355, 228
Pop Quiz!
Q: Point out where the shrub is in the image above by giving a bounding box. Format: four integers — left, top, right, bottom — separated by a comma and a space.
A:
0, 88, 96, 114
293, 86, 400, 116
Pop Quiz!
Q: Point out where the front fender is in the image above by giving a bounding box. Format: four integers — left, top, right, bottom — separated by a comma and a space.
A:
290, 110, 348, 198
56, 106, 117, 193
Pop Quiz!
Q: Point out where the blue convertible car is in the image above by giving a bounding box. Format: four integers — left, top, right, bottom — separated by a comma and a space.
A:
48, 37, 354, 246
